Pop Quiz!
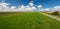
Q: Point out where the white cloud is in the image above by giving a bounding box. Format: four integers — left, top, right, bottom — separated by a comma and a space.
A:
17, 5, 37, 12
18, 5, 26, 11
29, 1, 34, 6
37, 5, 43, 11
37, 5, 42, 8
54, 6, 60, 9
25, 6, 37, 11
1, 0, 58, 12
43, 6, 60, 12
1, 0, 60, 12
43, 8, 55, 12
0, 2, 10, 12
10, 6, 16, 9
45, 8, 50, 11
25, 5, 30, 8
0, 0, 42, 12
54, 6, 60, 11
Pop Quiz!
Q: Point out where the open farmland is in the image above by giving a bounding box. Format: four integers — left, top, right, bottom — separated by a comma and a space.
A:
0, 12, 60, 29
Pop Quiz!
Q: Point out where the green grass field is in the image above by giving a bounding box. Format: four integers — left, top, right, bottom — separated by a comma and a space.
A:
0, 12, 60, 29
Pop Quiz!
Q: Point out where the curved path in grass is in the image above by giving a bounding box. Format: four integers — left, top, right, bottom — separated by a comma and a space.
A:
40, 12, 60, 21
0, 12, 60, 29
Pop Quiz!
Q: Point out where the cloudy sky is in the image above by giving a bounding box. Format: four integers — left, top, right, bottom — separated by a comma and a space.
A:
0, 0, 60, 12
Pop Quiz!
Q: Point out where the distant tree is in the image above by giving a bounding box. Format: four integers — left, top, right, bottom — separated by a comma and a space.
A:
51, 11, 59, 15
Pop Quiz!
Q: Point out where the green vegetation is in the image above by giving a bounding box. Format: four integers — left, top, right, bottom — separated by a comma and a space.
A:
51, 11, 59, 16
0, 12, 60, 29
0, 12, 23, 18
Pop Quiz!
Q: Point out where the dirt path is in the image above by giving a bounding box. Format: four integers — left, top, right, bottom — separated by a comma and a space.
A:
40, 12, 60, 21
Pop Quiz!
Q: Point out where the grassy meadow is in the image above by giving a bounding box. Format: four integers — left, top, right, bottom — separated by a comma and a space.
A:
0, 12, 60, 29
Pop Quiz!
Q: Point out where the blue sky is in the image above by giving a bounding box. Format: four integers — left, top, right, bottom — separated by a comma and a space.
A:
0, 0, 60, 8
0, 0, 60, 12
